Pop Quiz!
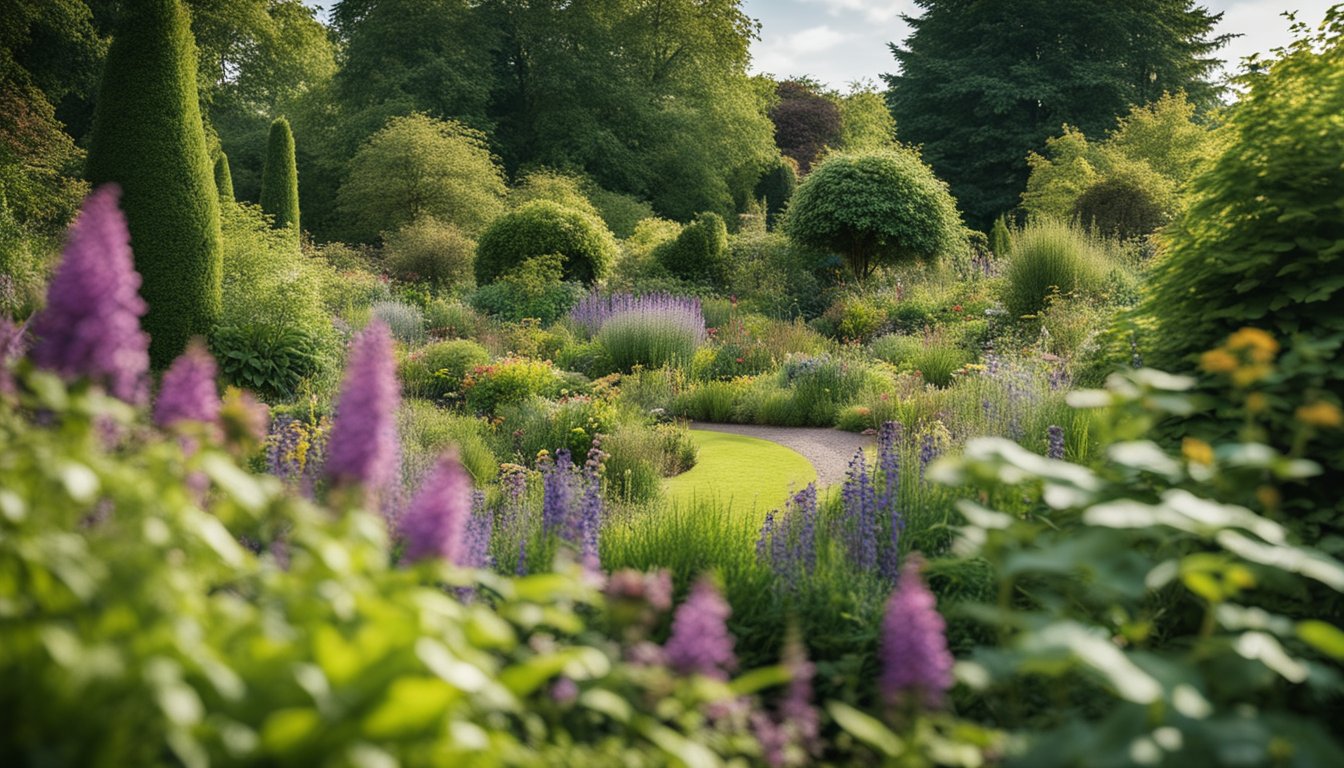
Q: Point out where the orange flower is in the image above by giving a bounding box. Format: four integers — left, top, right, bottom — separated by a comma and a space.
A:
1182, 437, 1214, 466
1296, 401, 1343, 429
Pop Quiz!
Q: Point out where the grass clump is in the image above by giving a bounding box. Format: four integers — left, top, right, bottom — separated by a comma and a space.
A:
1001, 219, 1109, 319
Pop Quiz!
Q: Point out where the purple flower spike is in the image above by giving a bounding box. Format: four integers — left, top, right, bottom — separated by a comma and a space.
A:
29, 185, 149, 403
399, 452, 471, 565
1047, 425, 1066, 460
880, 557, 954, 710
664, 577, 737, 680
325, 320, 400, 491
154, 340, 220, 429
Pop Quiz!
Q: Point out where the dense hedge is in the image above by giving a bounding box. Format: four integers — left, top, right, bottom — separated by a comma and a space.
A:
259, 116, 300, 237
474, 200, 616, 286
84, 0, 222, 367
654, 211, 730, 285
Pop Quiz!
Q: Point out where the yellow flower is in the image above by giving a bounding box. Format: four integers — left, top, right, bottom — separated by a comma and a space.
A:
1245, 392, 1269, 414
1230, 363, 1273, 387
1182, 437, 1214, 466
1296, 401, 1343, 429
1256, 485, 1281, 509
1227, 327, 1279, 363
1199, 349, 1239, 374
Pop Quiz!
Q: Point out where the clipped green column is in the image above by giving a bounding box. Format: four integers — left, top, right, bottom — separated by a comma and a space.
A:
213, 150, 235, 203
260, 116, 300, 239
85, 0, 222, 367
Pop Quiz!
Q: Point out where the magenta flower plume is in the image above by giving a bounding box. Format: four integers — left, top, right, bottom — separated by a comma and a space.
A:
399, 452, 471, 565
325, 320, 400, 490
154, 340, 220, 429
880, 556, 954, 709
664, 577, 737, 680
29, 185, 149, 403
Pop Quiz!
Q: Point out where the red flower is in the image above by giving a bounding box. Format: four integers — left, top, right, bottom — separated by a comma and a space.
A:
952, 305, 963, 313
736, 357, 745, 364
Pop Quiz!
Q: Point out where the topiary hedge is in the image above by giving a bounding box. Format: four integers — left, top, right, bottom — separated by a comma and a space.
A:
474, 200, 616, 286
259, 116, 300, 238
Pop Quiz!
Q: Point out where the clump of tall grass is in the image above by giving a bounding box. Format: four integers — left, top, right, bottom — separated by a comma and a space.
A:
569, 291, 706, 372
370, 299, 426, 343
1001, 219, 1109, 319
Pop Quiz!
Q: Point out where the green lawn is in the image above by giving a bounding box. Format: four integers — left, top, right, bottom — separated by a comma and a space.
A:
662, 429, 817, 514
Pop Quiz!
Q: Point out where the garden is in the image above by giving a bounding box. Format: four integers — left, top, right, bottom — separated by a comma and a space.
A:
2, 1, 1343, 766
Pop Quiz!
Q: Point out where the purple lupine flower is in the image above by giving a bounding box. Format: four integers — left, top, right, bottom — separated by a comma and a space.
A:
757, 484, 819, 590
399, 452, 471, 565
462, 490, 495, 569
29, 185, 149, 404
578, 438, 607, 571
877, 422, 905, 584
756, 510, 776, 562
840, 450, 878, 572
540, 450, 575, 536
153, 340, 219, 429
325, 320, 400, 491
780, 636, 821, 758
918, 432, 940, 482
880, 557, 954, 710
1047, 425, 1066, 460
515, 536, 528, 576
664, 577, 737, 680
751, 712, 790, 768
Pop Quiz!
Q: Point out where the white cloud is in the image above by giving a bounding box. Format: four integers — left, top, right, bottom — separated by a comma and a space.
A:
804, 0, 910, 24
751, 24, 851, 78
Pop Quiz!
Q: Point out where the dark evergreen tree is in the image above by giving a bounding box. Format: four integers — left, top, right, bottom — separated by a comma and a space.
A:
213, 150, 235, 202
85, 0, 222, 367
260, 116, 300, 236
884, 0, 1228, 228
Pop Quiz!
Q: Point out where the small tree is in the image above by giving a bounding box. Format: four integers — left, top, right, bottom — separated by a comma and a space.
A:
338, 113, 506, 242
259, 116, 299, 237
85, 0, 222, 367
213, 151, 235, 202
383, 217, 475, 289
655, 212, 730, 284
989, 215, 1012, 257
474, 200, 616, 286
785, 149, 964, 281
753, 156, 798, 229
1072, 174, 1169, 240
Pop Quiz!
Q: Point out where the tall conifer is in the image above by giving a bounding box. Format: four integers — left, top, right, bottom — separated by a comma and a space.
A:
85, 0, 222, 367
260, 116, 300, 238
214, 151, 235, 203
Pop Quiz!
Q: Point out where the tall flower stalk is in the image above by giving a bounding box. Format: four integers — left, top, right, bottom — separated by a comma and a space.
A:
325, 320, 400, 500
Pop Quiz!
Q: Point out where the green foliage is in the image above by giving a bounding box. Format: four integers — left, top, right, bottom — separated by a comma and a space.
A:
471, 254, 586, 324
753, 156, 798, 228
382, 217, 475, 289
1001, 220, 1109, 319
1072, 173, 1169, 240
397, 399, 498, 486
509, 169, 601, 219
785, 149, 965, 281
369, 300, 426, 344
989, 215, 1012, 258
338, 113, 506, 242
85, 0, 222, 367
212, 323, 321, 400
1125, 13, 1344, 540
909, 342, 970, 388
493, 394, 615, 467
933, 369, 1344, 766
462, 356, 564, 416
423, 299, 482, 339
836, 82, 898, 152
596, 315, 703, 374
474, 201, 617, 287
259, 116, 300, 237
212, 150, 234, 202
586, 186, 655, 240
399, 338, 491, 401
885, 2, 1227, 227
653, 212, 730, 285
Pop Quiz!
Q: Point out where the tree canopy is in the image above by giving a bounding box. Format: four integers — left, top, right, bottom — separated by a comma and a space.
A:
884, 0, 1228, 228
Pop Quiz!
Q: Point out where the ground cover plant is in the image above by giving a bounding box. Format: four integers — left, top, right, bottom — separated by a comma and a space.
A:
5, 1, 1344, 764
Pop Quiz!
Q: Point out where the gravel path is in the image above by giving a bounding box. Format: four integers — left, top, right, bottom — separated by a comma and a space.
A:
690, 422, 874, 487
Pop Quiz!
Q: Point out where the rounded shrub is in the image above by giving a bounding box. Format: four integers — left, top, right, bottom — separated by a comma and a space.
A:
654, 212, 730, 285
399, 339, 490, 400
382, 217, 475, 289
260, 116, 300, 237
474, 200, 617, 286
85, 0, 222, 366
785, 149, 965, 281
1001, 219, 1108, 319
369, 300, 426, 343
1072, 175, 1168, 240
462, 357, 563, 415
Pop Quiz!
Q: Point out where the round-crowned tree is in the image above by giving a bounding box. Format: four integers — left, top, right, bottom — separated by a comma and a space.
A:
214, 151, 235, 203
260, 116, 300, 238
85, 0, 222, 367
1072, 174, 1169, 240
474, 200, 616, 286
785, 149, 965, 281
654, 211, 730, 284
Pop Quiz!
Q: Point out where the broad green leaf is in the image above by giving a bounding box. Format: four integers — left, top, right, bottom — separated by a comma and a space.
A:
826, 701, 904, 757
1297, 620, 1344, 661
361, 677, 458, 739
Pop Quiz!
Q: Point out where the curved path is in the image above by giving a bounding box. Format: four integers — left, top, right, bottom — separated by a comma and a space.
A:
690, 422, 875, 488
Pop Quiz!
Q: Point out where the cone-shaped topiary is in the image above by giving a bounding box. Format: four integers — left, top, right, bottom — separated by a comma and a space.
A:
85, 0, 222, 368
259, 116, 300, 238
213, 151, 234, 203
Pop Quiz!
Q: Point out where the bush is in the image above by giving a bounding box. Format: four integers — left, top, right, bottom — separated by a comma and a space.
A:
725, 229, 834, 319
382, 217, 475, 289
399, 339, 491, 400
595, 305, 705, 373
818, 294, 885, 341
85, 0, 221, 365
462, 356, 563, 415
398, 400, 498, 486
494, 394, 615, 466
337, 113, 506, 241
369, 300, 425, 343
870, 333, 924, 366
475, 200, 617, 286
754, 155, 798, 228
259, 116, 300, 238
1072, 173, 1169, 239
471, 254, 586, 324
212, 324, 322, 400
908, 343, 969, 388
423, 298, 481, 339
653, 211, 730, 285
587, 186, 655, 239
673, 379, 745, 422
785, 148, 965, 281
1000, 219, 1108, 319
213, 150, 234, 202
509, 169, 601, 219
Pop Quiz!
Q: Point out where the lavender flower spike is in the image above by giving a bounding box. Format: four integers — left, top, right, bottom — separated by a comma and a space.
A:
154, 339, 220, 429
399, 451, 471, 565
880, 556, 954, 710
29, 185, 149, 403
1046, 425, 1066, 460
325, 320, 400, 491
664, 576, 737, 680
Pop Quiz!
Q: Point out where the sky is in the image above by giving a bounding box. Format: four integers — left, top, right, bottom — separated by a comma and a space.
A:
304, 1, 1335, 91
